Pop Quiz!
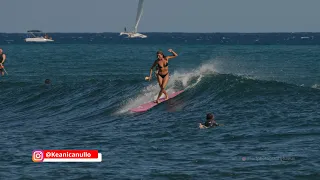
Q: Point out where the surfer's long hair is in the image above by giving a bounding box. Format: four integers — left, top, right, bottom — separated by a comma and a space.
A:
156, 51, 166, 59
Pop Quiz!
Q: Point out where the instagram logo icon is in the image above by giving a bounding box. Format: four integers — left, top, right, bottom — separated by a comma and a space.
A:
32, 150, 44, 162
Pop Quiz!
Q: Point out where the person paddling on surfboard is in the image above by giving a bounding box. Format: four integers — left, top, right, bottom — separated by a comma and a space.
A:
0, 48, 7, 76
146, 49, 178, 103
199, 113, 220, 129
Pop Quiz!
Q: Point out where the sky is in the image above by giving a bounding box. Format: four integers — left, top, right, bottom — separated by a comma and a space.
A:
1, 0, 320, 33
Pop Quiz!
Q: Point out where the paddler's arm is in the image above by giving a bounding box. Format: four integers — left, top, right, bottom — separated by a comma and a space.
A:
199, 123, 208, 129
213, 122, 219, 126
167, 49, 178, 60
148, 60, 157, 80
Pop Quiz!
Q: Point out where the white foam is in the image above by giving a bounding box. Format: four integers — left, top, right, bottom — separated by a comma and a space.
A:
311, 84, 320, 89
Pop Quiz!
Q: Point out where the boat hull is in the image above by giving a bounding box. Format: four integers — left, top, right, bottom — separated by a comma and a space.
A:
120, 32, 147, 38
25, 38, 54, 42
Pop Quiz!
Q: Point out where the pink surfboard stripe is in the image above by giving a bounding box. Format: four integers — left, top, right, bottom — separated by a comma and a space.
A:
130, 90, 184, 112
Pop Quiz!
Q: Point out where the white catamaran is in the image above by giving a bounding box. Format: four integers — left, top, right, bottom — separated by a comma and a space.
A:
120, 0, 147, 38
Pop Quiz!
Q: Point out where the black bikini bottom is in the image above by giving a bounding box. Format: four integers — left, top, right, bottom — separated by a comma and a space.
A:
158, 73, 168, 78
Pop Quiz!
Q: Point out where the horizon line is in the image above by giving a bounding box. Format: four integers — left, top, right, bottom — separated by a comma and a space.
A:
1, 31, 320, 34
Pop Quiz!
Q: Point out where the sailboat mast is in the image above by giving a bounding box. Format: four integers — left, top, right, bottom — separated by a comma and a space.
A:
134, 0, 144, 33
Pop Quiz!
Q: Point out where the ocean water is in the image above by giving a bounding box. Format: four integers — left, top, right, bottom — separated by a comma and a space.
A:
0, 33, 319, 179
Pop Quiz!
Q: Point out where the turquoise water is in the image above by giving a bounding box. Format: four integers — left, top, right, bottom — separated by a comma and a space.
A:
0, 34, 319, 179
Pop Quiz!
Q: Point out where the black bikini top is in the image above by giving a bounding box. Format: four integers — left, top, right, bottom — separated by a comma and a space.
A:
157, 61, 168, 69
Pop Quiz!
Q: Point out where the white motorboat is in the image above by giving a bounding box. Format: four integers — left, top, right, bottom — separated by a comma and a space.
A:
25, 30, 54, 42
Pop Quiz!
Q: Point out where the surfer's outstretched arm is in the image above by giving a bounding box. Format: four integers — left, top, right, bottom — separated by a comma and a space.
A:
148, 60, 157, 80
167, 49, 178, 60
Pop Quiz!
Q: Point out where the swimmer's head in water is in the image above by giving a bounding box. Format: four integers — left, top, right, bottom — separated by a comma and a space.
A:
45, 79, 51, 84
206, 113, 214, 120
156, 51, 165, 59
0, 49, 3, 53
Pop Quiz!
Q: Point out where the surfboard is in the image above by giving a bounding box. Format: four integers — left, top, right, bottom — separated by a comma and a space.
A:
130, 90, 184, 112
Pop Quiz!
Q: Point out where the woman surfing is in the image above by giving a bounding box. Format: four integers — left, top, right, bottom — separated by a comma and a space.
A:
146, 49, 178, 103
